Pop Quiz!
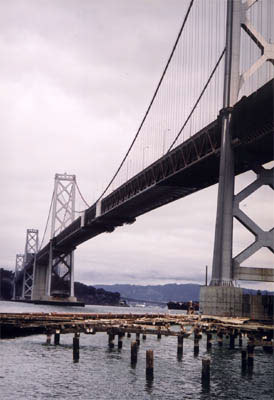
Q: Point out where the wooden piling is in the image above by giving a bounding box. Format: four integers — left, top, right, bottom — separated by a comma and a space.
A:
46, 334, 51, 345
194, 329, 200, 356
262, 341, 274, 353
131, 341, 138, 364
262, 333, 273, 353
118, 332, 123, 349
108, 333, 115, 348
54, 332, 60, 346
241, 350, 247, 370
206, 332, 212, 350
238, 332, 243, 347
73, 334, 80, 362
201, 358, 210, 386
177, 335, 183, 358
157, 328, 161, 339
146, 350, 154, 380
136, 332, 140, 346
217, 331, 223, 346
229, 333, 235, 349
247, 343, 254, 368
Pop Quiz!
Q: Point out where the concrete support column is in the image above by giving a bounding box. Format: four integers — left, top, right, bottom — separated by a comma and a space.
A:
70, 252, 75, 297
31, 263, 48, 300
46, 240, 53, 297
211, 110, 235, 286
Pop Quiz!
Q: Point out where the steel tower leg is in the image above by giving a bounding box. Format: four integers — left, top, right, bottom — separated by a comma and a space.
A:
21, 229, 39, 300
211, 0, 274, 286
233, 165, 274, 282
46, 173, 76, 301
201, 0, 274, 317
12, 254, 24, 300
210, 0, 241, 286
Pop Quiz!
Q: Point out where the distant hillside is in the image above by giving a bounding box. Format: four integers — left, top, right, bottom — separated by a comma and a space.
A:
0, 268, 14, 300
94, 283, 201, 302
0, 267, 121, 306
94, 283, 273, 303
74, 282, 121, 306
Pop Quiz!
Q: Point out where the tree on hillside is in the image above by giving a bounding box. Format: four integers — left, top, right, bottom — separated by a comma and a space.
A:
0, 268, 14, 300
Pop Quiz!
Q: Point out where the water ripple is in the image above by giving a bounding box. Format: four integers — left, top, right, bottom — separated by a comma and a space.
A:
0, 302, 273, 399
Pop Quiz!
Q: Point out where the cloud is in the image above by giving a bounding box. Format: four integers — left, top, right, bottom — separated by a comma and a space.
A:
0, 0, 273, 294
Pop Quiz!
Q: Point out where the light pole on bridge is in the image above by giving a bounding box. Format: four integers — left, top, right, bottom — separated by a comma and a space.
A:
163, 129, 170, 155
142, 146, 149, 169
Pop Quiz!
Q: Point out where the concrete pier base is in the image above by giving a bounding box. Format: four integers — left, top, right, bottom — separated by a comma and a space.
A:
41, 295, 78, 303
33, 298, 84, 307
35, 294, 83, 306
199, 286, 274, 320
14, 298, 84, 307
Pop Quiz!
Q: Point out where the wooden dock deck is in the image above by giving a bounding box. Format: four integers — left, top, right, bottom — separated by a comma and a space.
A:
1, 311, 273, 380
1, 312, 273, 344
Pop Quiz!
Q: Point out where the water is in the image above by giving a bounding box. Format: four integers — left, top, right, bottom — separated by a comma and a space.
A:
0, 301, 273, 400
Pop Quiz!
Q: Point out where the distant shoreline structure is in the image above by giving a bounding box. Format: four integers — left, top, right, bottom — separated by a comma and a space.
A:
167, 301, 199, 311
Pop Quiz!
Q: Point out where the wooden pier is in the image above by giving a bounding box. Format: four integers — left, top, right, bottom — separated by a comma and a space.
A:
1, 312, 273, 346
1, 312, 273, 384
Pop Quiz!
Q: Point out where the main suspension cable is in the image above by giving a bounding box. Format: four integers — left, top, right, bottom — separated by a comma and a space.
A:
75, 180, 90, 208
39, 189, 54, 250
70, 179, 92, 214
95, 0, 195, 202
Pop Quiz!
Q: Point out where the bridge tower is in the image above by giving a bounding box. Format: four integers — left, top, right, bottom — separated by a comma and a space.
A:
32, 173, 77, 302
200, 0, 274, 316
21, 229, 39, 300
47, 173, 76, 300
12, 254, 24, 300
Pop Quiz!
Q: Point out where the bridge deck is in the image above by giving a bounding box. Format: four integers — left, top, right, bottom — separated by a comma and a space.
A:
25, 79, 273, 269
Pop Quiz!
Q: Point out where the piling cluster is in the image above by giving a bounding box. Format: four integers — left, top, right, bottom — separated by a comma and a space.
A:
1, 312, 273, 386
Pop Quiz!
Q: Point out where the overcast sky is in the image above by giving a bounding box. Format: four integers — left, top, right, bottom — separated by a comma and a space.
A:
0, 0, 273, 291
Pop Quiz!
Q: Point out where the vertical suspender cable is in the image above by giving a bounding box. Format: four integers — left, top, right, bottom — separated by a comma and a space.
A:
96, 0, 195, 202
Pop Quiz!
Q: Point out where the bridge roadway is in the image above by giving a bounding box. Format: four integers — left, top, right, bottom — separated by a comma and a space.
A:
26, 79, 273, 270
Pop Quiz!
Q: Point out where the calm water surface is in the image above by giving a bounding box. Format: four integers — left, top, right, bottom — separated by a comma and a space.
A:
0, 301, 273, 399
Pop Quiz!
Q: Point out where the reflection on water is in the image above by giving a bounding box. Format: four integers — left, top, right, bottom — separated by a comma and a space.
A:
145, 378, 154, 396
0, 301, 273, 400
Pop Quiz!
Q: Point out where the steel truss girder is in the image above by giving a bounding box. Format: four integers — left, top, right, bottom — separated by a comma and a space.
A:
91, 216, 136, 233
240, 0, 274, 91
233, 165, 274, 282
48, 173, 76, 298
51, 173, 76, 238
23, 267, 34, 298
100, 121, 220, 217
81, 79, 272, 230
32, 80, 273, 271
15, 254, 24, 276
47, 239, 74, 298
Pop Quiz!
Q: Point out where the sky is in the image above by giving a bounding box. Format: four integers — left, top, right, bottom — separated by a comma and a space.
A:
0, 0, 273, 291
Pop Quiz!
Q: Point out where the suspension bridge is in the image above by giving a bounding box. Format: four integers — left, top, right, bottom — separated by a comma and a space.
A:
13, 0, 273, 317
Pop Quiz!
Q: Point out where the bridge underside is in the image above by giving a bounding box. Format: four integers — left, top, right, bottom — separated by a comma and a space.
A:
21, 79, 273, 304
42, 79, 273, 255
